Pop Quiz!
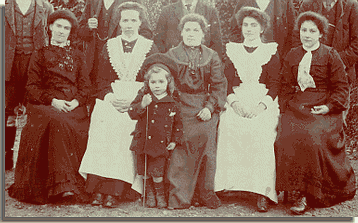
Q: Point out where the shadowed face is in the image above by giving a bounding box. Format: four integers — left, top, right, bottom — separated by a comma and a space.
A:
300, 20, 322, 49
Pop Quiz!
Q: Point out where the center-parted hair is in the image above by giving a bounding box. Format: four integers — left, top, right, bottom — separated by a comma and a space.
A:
235, 7, 270, 34
143, 64, 175, 95
117, 1, 149, 25
295, 11, 329, 36
178, 13, 209, 34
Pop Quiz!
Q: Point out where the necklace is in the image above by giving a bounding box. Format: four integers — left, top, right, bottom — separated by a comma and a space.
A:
184, 45, 202, 74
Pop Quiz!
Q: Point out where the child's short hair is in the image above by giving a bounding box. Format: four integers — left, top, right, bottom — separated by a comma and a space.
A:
144, 63, 175, 95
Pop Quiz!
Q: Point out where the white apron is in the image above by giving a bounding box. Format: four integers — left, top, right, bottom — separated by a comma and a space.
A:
214, 42, 280, 203
79, 35, 153, 193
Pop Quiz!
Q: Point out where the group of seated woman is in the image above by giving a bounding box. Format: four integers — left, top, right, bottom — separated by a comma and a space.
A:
8, 1, 356, 216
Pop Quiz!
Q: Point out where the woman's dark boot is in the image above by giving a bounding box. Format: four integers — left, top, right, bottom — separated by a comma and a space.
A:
91, 193, 104, 206
103, 194, 119, 208
257, 195, 269, 212
290, 192, 308, 215
201, 191, 222, 209
154, 181, 167, 209
144, 178, 156, 208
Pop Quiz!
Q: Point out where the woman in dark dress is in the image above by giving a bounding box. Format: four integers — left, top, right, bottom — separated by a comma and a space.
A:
275, 11, 356, 215
166, 13, 228, 210
8, 10, 91, 204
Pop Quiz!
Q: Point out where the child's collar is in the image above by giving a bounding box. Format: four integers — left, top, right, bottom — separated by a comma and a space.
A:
151, 93, 176, 103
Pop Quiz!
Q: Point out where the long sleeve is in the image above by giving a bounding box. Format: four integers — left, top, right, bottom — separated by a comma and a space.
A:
278, 52, 296, 112
128, 88, 147, 120
26, 50, 54, 105
326, 48, 350, 112
224, 61, 241, 106
263, 54, 282, 102
154, 7, 169, 53
95, 44, 116, 100
224, 61, 239, 95
205, 52, 228, 113
74, 52, 91, 106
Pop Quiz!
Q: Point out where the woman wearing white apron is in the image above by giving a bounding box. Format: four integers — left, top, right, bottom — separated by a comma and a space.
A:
79, 2, 158, 208
215, 7, 281, 212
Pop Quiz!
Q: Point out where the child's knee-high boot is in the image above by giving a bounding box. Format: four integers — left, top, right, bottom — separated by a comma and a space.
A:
145, 178, 156, 208
154, 181, 167, 209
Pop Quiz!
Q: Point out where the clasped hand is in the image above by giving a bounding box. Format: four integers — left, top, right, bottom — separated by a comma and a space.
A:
231, 102, 266, 119
106, 93, 130, 113
88, 18, 98, 29
51, 98, 79, 113
141, 94, 152, 108
167, 142, 176, 151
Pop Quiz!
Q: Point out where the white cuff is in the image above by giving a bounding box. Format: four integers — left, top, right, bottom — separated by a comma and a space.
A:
260, 95, 274, 109
227, 93, 239, 106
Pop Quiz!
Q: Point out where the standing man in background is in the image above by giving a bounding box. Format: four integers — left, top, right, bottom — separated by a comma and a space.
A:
154, 0, 224, 61
4, 0, 53, 170
78, 0, 153, 114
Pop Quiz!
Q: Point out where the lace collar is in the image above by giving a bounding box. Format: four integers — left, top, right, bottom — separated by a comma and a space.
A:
107, 35, 153, 81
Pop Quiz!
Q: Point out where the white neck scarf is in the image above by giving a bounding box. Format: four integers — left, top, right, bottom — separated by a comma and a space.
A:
297, 42, 320, 92
243, 38, 263, 48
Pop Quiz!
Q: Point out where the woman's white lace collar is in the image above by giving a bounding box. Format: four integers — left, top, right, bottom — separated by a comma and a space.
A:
107, 35, 153, 82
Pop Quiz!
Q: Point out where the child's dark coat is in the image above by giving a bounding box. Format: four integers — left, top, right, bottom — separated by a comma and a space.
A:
128, 90, 183, 158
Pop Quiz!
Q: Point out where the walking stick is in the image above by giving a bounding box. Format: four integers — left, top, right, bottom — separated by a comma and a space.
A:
143, 107, 149, 207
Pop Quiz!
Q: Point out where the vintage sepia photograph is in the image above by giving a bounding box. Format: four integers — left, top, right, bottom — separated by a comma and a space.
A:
3, 0, 358, 219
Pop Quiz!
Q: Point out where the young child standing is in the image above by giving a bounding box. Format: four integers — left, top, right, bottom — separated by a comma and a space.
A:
128, 54, 183, 209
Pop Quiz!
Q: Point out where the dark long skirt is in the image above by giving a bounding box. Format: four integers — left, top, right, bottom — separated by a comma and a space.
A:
8, 104, 90, 204
275, 91, 356, 207
167, 93, 221, 209
84, 174, 139, 201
